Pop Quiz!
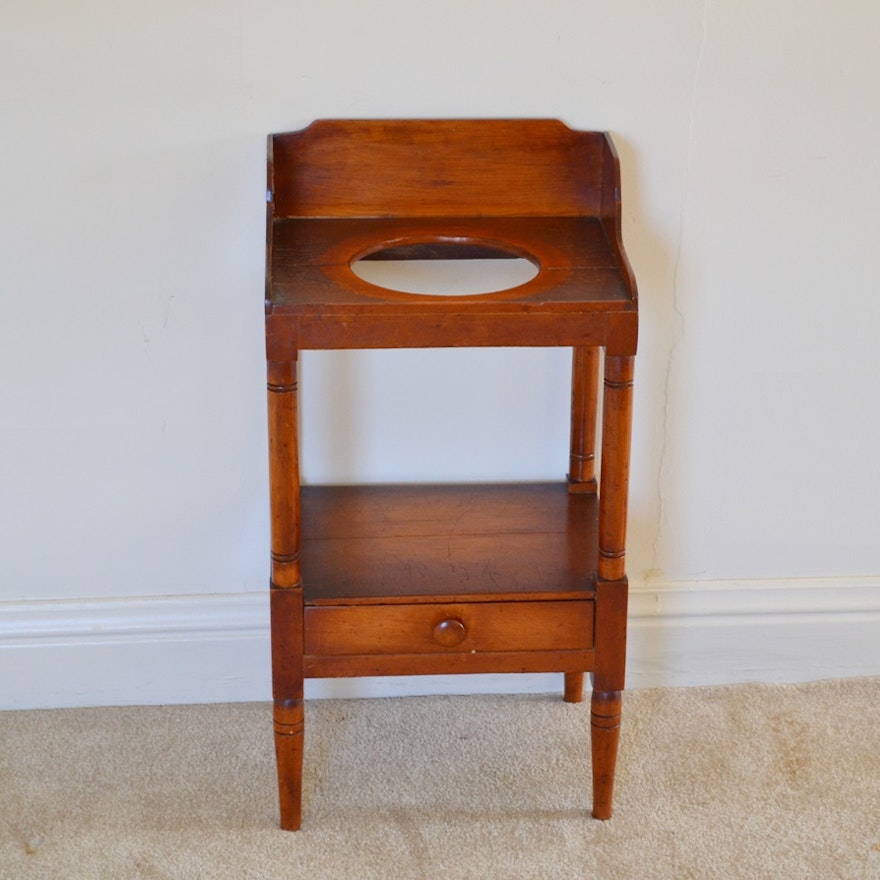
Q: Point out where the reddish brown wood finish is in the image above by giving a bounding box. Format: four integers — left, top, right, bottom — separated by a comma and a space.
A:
564, 671, 586, 703
269, 119, 604, 219
305, 600, 593, 661
598, 356, 635, 583
569, 346, 600, 493
299, 483, 598, 604
266, 358, 305, 830
265, 119, 637, 829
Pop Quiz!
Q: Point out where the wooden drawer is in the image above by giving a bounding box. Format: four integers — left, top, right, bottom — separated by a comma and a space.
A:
304, 600, 593, 658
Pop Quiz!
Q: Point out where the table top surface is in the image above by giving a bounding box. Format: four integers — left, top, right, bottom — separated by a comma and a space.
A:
267, 215, 636, 315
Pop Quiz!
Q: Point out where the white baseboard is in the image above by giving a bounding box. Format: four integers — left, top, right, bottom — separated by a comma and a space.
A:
2, 578, 879, 709
626, 577, 880, 688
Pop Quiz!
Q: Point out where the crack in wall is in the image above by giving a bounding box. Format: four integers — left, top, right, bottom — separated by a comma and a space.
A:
651, 0, 708, 579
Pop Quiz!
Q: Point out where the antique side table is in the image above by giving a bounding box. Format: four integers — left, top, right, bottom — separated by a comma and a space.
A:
264, 119, 637, 830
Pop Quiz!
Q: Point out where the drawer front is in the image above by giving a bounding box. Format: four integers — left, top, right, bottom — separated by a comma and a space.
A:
304, 600, 593, 657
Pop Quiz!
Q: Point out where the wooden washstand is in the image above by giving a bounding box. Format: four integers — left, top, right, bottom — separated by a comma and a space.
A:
264, 119, 637, 829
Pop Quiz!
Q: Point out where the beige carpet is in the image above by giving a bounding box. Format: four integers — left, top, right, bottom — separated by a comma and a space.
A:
2, 678, 879, 879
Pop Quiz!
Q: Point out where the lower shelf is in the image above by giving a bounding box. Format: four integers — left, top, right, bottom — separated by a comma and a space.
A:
298, 482, 598, 680
300, 481, 599, 605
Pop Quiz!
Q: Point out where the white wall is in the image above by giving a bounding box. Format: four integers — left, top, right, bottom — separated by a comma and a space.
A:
2, 1, 879, 708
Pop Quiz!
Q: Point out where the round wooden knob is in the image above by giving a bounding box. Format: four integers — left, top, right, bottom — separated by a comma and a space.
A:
433, 618, 467, 647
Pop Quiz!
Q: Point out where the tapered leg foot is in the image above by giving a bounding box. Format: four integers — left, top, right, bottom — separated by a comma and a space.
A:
564, 671, 585, 703
274, 704, 304, 831
590, 690, 622, 820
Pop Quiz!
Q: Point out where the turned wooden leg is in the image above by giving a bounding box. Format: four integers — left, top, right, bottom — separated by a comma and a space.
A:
591, 353, 634, 819
568, 346, 600, 494
590, 574, 627, 818
272, 588, 304, 831
564, 671, 585, 703
591, 689, 622, 819
268, 357, 304, 831
597, 354, 634, 584
565, 347, 599, 703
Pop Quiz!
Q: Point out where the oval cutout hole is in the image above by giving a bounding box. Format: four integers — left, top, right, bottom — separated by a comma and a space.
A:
351, 243, 539, 296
